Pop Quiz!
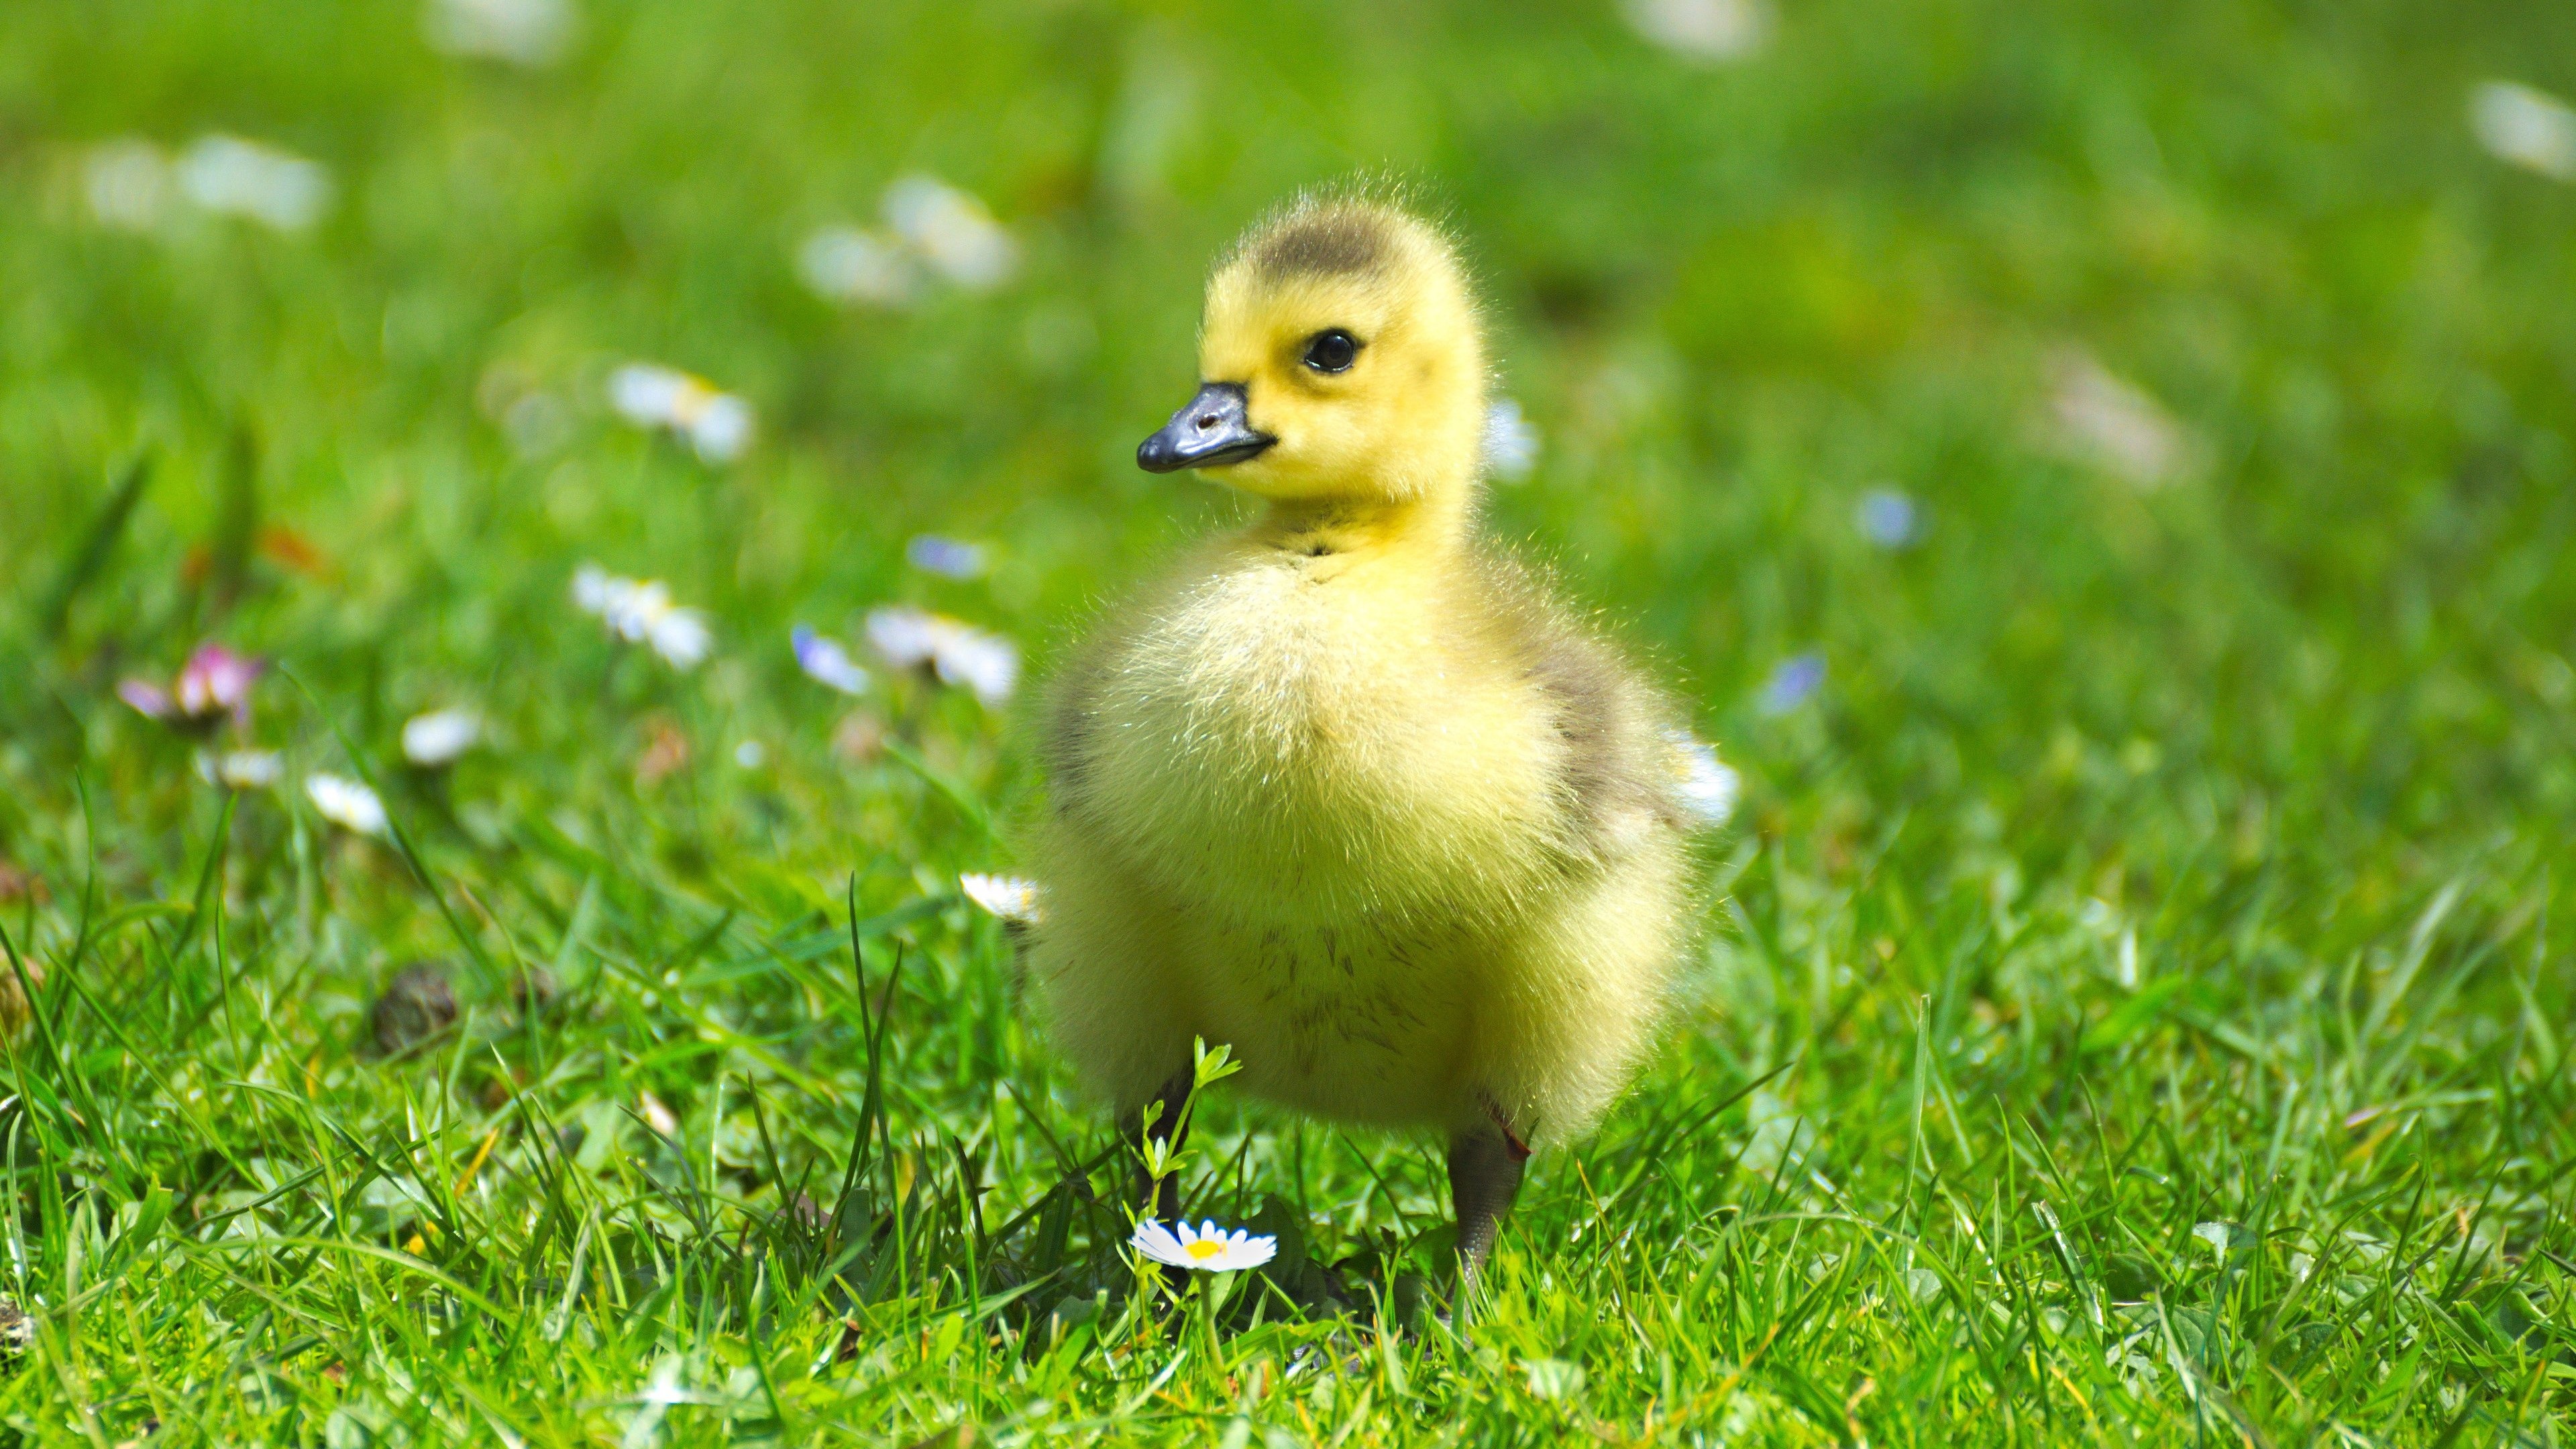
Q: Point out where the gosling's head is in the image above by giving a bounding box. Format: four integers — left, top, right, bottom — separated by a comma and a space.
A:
1138, 197, 1486, 509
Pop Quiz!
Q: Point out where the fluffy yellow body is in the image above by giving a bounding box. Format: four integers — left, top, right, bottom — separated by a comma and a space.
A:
1032, 522, 1694, 1143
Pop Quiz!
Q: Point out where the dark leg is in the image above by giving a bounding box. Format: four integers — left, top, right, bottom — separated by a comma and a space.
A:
1116, 1067, 1195, 1224
1448, 1111, 1531, 1302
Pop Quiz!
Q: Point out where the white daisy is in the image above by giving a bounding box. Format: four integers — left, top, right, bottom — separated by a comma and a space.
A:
1668, 731, 1739, 827
400, 709, 481, 767
607, 364, 753, 463
197, 750, 284, 791
1481, 398, 1540, 482
1129, 1219, 1277, 1274
932, 629, 1019, 706
306, 773, 388, 837
425, 0, 576, 67
2048, 350, 2191, 488
792, 625, 871, 695
881, 176, 1018, 290
641, 604, 712, 669
174, 136, 332, 231
2471, 80, 2576, 180
85, 140, 172, 230
864, 604, 941, 671
1622, 0, 1767, 62
865, 606, 1018, 706
796, 225, 919, 307
573, 566, 712, 669
638, 1090, 679, 1137
959, 872, 1042, 925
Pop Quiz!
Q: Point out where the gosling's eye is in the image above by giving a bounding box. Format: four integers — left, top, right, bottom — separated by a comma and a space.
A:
1302, 329, 1361, 374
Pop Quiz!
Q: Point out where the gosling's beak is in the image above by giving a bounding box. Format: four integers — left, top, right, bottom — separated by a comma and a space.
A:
1137, 382, 1275, 474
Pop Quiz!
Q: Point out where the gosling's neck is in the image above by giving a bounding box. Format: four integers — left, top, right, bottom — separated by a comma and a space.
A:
1248, 480, 1478, 565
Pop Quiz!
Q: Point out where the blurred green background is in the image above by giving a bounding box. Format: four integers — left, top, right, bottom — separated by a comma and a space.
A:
0, 0, 2571, 1442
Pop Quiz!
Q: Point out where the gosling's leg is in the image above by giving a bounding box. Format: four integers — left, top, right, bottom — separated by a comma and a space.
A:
1118, 1067, 1195, 1224
1448, 1112, 1531, 1305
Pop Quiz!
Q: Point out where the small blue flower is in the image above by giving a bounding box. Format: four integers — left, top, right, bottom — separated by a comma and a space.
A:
1855, 488, 1920, 549
906, 534, 987, 580
792, 625, 871, 696
1758, 653, 1825, 716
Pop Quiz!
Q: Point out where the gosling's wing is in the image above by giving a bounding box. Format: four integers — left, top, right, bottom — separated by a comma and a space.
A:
1471, 549, 1701, 861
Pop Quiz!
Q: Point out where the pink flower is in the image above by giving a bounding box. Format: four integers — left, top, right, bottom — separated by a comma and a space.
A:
116, 679, 174, 718
121, 644, 263, 729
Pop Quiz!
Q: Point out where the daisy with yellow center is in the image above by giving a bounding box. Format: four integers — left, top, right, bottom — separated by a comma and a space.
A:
607, 364, 753, 463
1128, 1220, 1277, 1274
959, 871, 1042, 926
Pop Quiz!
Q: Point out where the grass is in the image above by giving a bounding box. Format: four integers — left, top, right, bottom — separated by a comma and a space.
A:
1, 0, 2573, 1442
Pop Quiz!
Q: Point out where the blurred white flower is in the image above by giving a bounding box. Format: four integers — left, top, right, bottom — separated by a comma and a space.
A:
574, 565, 713, 669
1667, 731, 1739, 826
197, 749, 284, 791
1523, 1358, 1588, 1401
939, 634, 1020, 706
865, 606, 940, 669
733, 740, 765, 769
645, 614, 712, 671
796, 225, 919, 307
1481, 398, 1540, 482
791, 625, 872, 695
870, 603, 1020, 706
1622, 0, 1768, 62
2471, 81, 2576, 180
638, 1090, 680, 1137
1855, 488, 1921, 548
570, 563, 615, 614
960, 871, 1042, 924
425, 0, 576, 66
882, 175, 1018, 290
307, 773, 389, 837
608, 364, 753, 463
1129, 1219, 1275, 1273
400, 709, 482, 767
84, 140, 173, 230
906, 535, 987, 580
866, 605, 1018, 706
175, 136, 332, 231
2048, 350, 2191, 488
1758, 653, 1825, 716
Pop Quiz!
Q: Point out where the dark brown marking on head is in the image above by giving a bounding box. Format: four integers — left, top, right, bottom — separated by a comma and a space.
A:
1248, 207, 1395, 282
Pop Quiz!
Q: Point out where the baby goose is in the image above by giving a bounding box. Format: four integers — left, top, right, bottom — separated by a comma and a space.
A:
1030, 195, 1715, 1286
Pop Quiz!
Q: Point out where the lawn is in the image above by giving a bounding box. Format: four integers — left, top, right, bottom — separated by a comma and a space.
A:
1, 0, 2573, 1442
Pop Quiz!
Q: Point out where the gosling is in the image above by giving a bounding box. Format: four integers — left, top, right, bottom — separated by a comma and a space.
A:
1028, 195, 1721, 1287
